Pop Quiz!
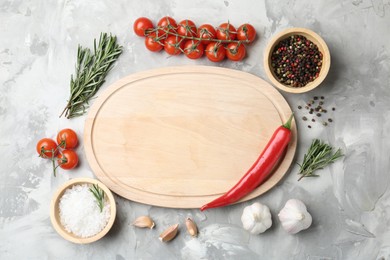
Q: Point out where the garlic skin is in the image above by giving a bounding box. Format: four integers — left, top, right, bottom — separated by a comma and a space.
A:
241, 202, 272, 235
278, 199, 312, 234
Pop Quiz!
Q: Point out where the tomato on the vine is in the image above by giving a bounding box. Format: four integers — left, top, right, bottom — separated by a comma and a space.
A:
197, 24, 217, 45
145, 33, 164, 52
226, 43, 246, 61
133, 17, 154, 37
177, 19, 197, 37
184, 40, 204, 59
57, 150, 79, 170
216, 23, 237, 41
36, 138, 58, 158
157, 16, 177, 38
205, 42, 225, 62
237, 23, 256, 43
57, 128, 78, 149
164, 36, 185, 55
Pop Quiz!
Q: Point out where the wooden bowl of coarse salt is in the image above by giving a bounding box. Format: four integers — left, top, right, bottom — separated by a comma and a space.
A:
50, 178, 116, 244
264, 27, 330, 94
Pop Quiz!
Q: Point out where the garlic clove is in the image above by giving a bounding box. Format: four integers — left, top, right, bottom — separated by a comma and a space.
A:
159, 223, 179, 242
185, 217, 198, 237
132, 216, 155, 229
278, 199, 312, 234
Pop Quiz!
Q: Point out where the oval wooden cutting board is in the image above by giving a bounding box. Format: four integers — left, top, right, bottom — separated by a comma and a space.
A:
84, 66, 297, 208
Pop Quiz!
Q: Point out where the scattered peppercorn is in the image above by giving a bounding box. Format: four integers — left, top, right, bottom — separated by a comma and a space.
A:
271, 35, 323, 88
296, 95, 336, 129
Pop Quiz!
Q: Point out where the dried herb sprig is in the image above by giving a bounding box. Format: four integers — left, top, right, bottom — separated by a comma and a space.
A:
89, 184, 105, 212
60, 33, 123, 119
298, 139, 343, 181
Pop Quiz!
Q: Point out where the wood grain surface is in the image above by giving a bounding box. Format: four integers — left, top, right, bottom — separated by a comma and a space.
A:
84, 66, 297, 208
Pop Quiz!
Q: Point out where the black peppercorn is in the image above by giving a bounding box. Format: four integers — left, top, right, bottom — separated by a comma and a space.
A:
271, 35, 323, 88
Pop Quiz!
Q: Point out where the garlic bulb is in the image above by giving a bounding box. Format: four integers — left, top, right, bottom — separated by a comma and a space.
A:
241, 202, 272, 235
278, 199, 312, 234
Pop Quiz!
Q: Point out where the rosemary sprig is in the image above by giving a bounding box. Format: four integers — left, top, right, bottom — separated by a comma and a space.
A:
297, 139, 343, 181
60, 33, 123, 119
89, 184, 105, 212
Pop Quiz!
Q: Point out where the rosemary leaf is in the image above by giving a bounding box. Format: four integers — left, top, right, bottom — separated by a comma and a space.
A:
89, 184, 105, 212
60, 33, 122, 119
298, 139, 343, 181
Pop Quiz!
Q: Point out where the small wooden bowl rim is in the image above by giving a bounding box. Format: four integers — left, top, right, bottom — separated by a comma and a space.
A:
50, 178, 116, 244
264, 27, 331, 94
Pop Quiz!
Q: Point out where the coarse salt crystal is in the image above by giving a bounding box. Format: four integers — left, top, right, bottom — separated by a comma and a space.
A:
59, 184, 111, 238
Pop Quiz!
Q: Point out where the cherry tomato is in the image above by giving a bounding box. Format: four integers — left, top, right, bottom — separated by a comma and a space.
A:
177, 19, 197, 37
216, 23, 237, 41
133, 17, 154, 37
184, 40, 204, 59
237, 23, 256, 43
145, 33, 164, 52
164, 36, 185, 55
57, 128, 78, 149
197, 24, 217, 45
157, 16, 177, 38
226, 43, 246, 61
36, 138, 58, 158
57, 150, 79, 170
205, 42, 226, 62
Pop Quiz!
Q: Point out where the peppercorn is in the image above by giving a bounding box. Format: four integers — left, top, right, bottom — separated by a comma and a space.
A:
297, 95, 336, 128
271, 35, 323, 88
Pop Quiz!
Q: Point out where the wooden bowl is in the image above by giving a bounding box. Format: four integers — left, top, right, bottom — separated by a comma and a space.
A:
264, 28, 330, 93
50, 178, 116, 244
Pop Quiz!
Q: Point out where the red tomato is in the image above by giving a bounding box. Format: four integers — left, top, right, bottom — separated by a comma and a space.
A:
36, 138, 58, 158
205, 42, 226, 62
226, 43, 246, 61
216, 23, 237, 41
237, 23, 256, 43
164, 36, 185, 55
197, 24, 217, 45
57, 150, 79, 170
177, 19, 197, 37
145, 33, 164, 52
57, 128, 78, 149
133, 17, 154, 37
184, 40, 204, 59
157, 16, 177, 38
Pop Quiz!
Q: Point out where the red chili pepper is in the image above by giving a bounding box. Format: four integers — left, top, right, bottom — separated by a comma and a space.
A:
200, 114, 294, 211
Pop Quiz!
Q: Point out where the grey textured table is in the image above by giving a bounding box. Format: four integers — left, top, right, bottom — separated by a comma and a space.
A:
1, 0, 389, 259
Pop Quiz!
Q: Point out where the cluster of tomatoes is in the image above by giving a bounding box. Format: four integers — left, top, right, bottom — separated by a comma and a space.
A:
133, 17, 256, 62
36, 129, 79, 176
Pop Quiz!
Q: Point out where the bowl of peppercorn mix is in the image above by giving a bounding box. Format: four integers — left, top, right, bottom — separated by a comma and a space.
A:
264, 27, 330, 93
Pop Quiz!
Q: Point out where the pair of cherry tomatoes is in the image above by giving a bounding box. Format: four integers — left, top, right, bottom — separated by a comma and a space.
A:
133, 17, 256, 62
36, 128, 79, 172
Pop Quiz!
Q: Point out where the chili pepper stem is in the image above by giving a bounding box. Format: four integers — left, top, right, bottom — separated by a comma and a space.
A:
282, 114, 294, 129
